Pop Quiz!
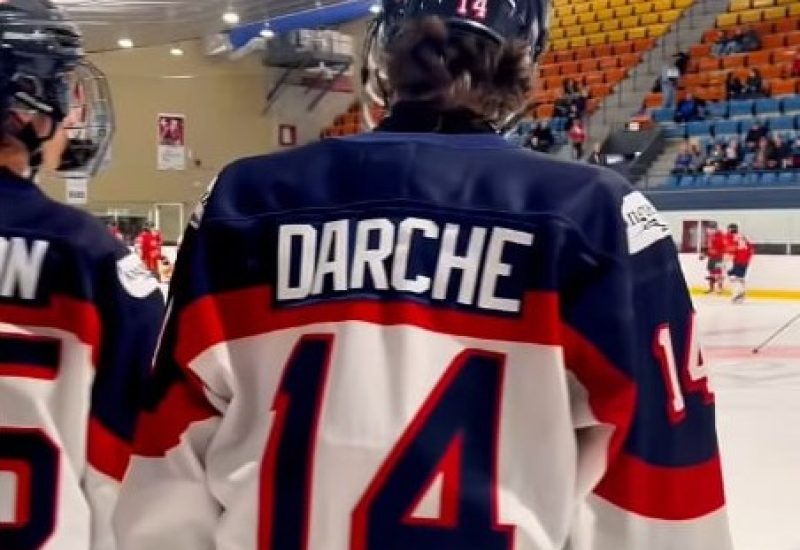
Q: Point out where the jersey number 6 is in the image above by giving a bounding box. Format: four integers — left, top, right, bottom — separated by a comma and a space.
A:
258, 334, 513, 550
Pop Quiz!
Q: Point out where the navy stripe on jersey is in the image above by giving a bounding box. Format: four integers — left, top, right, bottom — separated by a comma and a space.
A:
0, 333, 61, 380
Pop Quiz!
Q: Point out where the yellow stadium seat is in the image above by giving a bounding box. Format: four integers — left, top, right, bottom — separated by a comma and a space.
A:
790, 2, 800, 14
566, 26, 583, 37
587, 33, 608, 45
593, 0, 610, 9
608, 29, 627, 42
583, 22, 602, 34
776, 0, 793, 5
596, 8, 615, 20
553, 0, 569, 5
640, 12, 660, 24
673, 0, 693, 8
653, 0, 673, 11
554, 6, 571, 17
634, 2, 654, 14
602, 19, 621, 30
609, 0, 626, 7
622, 15, 640, 28
561, 15, 578, 26
660, 9, 681, 22
763, 6, 786, 19
573, 3, 590, 14
751, 0, 775, 8
716, 12, 739, 26
578, 12, 596, 24
626, 26, 647, 39
570, 36, 589, 48
615, 5, 634, 16
552, 38, 570, 50
729, 0, 751, 11
648, 23, 670, 36
549, 28, 566, 39
738, 8, 763, 22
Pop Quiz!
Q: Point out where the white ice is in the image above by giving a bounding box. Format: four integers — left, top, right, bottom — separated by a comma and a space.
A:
697, 296, 800, 550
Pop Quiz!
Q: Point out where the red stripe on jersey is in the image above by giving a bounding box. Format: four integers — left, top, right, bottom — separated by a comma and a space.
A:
0, 365, 56, 380
174, 286, 561, 368
0, 295, 100, 363
562, 324, 636, 462
595, 452, 725, 520
87, 418, 133, 481
133, 379, 218, 458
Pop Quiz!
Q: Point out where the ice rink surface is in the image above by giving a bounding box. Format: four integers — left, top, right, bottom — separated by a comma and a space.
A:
697, 296, 800, 550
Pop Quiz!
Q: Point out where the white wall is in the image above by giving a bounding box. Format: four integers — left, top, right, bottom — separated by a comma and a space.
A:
679, 254, 800, 293
662, 210, 800, 248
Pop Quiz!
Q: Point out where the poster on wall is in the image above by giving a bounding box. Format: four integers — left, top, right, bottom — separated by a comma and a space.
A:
65, 178, 88, 205
157, 113, 186, 170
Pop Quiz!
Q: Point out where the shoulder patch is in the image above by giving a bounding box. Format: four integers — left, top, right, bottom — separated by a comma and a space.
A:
189, 177, 218, 229
117, 254, 160, 298
622, 191, 671, 255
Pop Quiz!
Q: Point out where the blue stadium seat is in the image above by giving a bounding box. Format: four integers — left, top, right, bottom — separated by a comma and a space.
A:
768, 116, 796, 132
729, 100, 754, 117
755, 98, 781, 116
666, 175, 680, 187
759, 172, 778, 185
664, 125, 686, 139
782, 96, 800, 114
726, 173, 743, 186
713, 120, 740, 136
551, 117, 567, 132
706, 102, 729, 119
652, 108, 675, 123
679, 175, 696, 187
743, 172, 760, 185
709, 174, 727, 186
687, 120, 712, 137
778, 172, 796, 185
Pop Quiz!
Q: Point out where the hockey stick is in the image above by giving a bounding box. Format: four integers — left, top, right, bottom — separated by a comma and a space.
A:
752, 311, 800, 354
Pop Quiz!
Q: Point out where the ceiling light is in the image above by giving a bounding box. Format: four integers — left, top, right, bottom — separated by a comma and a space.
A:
369, 3, 382, 14
222, 10, 240, 25
170, 46, 184, 56
118, 38, 134, 49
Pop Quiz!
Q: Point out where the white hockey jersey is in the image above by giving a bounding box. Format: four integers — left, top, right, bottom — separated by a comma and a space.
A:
115, 129, 733, 550
0, 173, 164, 549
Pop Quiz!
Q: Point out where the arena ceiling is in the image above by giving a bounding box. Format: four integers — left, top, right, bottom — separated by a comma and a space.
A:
54, 0, 341, 52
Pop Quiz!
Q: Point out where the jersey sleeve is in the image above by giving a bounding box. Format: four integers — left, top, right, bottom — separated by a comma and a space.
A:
113, 191, 223, 550
562, 186, 732, 549
84, 245, 165, 550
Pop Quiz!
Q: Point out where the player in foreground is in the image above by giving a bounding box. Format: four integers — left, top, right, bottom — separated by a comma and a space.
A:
0, 2, 164, 548
726, 223, 754, 303
115, 0, 733, 548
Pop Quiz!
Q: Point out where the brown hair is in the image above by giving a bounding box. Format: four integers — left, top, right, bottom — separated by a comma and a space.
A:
385, 17, 533, 122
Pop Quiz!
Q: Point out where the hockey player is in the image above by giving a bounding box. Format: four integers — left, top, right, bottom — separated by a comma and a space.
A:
703, 221, 728, 294
0, 2, 164, 549
727, 223, 754, 303
135, 223, 162, 274
115, 0, 732, 548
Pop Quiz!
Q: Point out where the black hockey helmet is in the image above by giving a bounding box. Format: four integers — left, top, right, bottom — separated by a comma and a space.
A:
0, 0, 114, 177
727, 223, 739, 234
381, 0, 551, 62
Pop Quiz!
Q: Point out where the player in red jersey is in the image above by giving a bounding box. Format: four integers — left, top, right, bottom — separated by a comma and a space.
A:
726, 223, 754, 303
136, 223, 163, 273
703, 222, 728, 294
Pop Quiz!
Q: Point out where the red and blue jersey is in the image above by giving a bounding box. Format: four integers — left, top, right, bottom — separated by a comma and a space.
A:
115, 131, 732, 550
0, 169, 165, 549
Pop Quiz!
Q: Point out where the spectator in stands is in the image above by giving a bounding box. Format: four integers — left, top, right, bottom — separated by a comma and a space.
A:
573, 88, 589, 118
704, 143, 725, 173
661, 63, 679, 108
725, 72, 744, 100
587, 142, 606, 165
675, 93, 701, 123
754, 136, 779, 169
554, 96, 571, 119
672, 142, 695, 174
722, 139, 742, 171
745, 121, 767, 150
563, 78, 580, 99
790, 137, 800, 167
673, 51, 690, 75
774, 135, 791, 168
712, 30, 741, 57
568, 119, 587, 159
744, 68, 765, 98
690, 142, 706, 172
740, 25, 761, 53
567, 103, 581, 129
530, 121, 555, 152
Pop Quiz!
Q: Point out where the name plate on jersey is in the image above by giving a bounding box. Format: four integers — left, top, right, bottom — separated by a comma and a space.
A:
276, 217, 535, 314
